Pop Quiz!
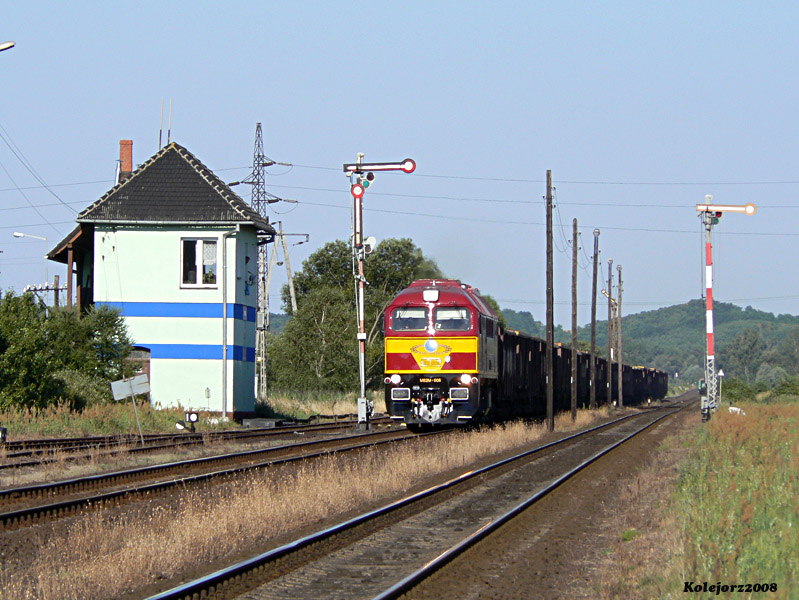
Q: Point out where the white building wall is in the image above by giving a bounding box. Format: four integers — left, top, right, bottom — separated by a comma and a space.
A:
93, 224, 259, 416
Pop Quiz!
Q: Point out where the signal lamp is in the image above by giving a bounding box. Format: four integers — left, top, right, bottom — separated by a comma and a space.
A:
390, 374, 402, 384
471, 377, 479, 384
460, 374, 472, 385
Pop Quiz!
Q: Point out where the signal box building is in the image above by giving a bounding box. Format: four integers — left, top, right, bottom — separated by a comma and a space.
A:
47, 141, 274, 419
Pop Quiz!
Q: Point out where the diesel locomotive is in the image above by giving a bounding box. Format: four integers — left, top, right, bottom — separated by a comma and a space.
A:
383, 279, 668, 427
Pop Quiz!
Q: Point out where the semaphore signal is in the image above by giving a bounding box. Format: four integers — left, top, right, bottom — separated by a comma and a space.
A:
696, 195, 757, 422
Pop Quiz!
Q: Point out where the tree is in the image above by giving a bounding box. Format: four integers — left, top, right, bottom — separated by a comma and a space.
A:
268, 286, 357, 391
721, 327, 764, 383
0, 291, 132, 409
272, 238, 444, 391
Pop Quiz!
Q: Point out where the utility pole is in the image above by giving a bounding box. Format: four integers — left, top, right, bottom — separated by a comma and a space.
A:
545, 170, 555, 432
606, 258, 614, 407
262, 222, 308, 317
589, 229, 599, 410
251, 125, 270, 402
695, 197, 757, 421
343, 155, 416, 431
617, 264, 623, 408
279, 222, 298, 313
229, 123, 292, 402
571, 218, 578, 421
53, 275, 60, 307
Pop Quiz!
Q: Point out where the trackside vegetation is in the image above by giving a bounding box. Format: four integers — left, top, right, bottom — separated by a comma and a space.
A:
673, 401, 799, 595
0, 291, 132, 410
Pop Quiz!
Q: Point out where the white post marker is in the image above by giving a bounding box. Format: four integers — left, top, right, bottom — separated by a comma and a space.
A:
343, 156, 416, 431
696, 197, 756, 421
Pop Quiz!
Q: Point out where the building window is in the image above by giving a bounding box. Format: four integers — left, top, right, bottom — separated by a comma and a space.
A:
182, 239, 217, 286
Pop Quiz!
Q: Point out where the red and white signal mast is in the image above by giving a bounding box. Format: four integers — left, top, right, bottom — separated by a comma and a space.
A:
343, 155, 416, 430
695, 195, 757, 421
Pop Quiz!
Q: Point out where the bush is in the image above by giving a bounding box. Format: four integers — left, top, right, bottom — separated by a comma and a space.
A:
52, 368, 114, 410
720, 377, 753, 403
773, 375, 799, 398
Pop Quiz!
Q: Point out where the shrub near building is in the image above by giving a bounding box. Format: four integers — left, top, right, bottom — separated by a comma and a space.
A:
0, 291, 131, 410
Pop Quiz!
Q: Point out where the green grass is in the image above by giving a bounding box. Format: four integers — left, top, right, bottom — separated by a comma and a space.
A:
0, 401, 230, 439
672, 402, 799, 595
620, 528, 639, 543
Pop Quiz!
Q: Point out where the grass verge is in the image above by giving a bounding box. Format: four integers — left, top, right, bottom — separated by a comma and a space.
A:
587, 401, 799, 599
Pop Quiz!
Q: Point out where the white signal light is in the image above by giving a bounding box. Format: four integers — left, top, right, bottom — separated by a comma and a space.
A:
390, 374, 402, 384
400, 159, 416, 173
460, 374, 471, 385
351, 183, 365, 199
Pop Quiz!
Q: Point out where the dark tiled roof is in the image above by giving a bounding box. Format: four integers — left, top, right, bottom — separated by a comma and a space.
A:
77, 143, 273, 233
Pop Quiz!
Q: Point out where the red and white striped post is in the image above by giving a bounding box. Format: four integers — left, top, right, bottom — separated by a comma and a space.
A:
696, 197, 757, 421
344, 156, 416, 430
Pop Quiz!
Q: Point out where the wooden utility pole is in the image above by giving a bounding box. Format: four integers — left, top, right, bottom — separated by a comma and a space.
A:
617, 265, 623, 408
607, 258, 613, 407
589, 229, 599, 410
545, 170, 554, 432
571, 218, 578, 421
53, 275, 60, 307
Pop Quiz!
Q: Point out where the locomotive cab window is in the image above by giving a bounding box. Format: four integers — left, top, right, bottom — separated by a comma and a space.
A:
434, 307, 471, 331
392, 307, 427, 331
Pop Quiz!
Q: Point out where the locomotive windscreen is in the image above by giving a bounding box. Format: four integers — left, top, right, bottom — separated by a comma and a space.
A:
434, 307, 471, 331
392, 307, 427, 331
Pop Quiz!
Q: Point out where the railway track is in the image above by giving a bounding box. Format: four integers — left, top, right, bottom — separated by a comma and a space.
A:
0, 425, 431, 531
143, 399, 692, 600
0, 416, 392, 470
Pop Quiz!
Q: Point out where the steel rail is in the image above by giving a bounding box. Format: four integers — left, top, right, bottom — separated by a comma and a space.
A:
0, 428, 434, 531
143, 405, 680, 600
372, 401, 692, 599
0, 417, 392, 470
1, 415, 389, 452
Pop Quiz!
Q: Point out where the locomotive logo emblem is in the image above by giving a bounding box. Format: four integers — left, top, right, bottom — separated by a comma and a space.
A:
410, 339, 453, 371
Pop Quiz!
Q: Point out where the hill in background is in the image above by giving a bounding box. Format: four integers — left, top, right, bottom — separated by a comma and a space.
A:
270, 300, 799, 383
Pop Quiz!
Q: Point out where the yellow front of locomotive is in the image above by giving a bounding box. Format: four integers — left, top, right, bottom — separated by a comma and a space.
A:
384, 280, 494, 426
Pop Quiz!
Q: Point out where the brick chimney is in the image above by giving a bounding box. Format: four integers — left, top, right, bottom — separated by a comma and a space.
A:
119, 140, 133, 182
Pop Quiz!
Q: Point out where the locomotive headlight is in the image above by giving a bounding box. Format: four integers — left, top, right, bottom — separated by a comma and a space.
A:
460, 374, 471, 385
390, 374, 402, 385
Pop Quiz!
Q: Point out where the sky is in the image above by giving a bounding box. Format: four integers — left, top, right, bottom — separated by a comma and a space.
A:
1, 2, 798, 327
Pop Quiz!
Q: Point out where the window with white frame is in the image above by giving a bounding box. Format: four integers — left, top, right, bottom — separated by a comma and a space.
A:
181, 238, 218, 286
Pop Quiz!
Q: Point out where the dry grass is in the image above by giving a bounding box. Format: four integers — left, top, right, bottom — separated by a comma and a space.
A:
262, 390, 387, 419
0, 406, 618, 600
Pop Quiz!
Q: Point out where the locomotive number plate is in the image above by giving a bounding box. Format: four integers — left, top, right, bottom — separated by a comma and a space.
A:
419, 377, 442, 383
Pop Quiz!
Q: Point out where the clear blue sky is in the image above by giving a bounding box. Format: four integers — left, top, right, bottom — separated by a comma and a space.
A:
2, 2, 797, 326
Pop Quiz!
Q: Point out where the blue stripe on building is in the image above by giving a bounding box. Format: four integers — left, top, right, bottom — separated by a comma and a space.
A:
98, 301, 257, 321
145, 344, 256, 361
